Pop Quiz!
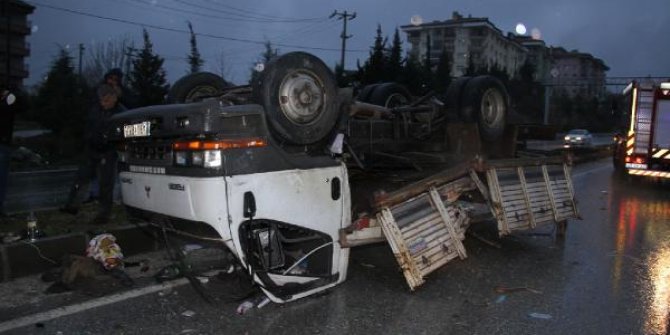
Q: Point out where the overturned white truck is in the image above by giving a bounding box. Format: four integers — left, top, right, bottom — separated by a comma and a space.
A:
109, 52, 579, 303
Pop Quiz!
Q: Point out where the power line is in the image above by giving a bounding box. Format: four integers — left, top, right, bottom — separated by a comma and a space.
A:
111, 0, 311, 37
129, 0, 325, 24
195, 0, 320, 21
172, 0, 323, 22
28, 1, 368, 53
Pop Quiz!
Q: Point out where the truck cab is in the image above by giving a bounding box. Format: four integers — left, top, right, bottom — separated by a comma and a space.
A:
110, 98, 351, 303
613, 81, 670, 179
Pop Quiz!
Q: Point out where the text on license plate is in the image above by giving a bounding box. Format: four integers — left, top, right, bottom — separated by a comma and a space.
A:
124, 121, 151, 138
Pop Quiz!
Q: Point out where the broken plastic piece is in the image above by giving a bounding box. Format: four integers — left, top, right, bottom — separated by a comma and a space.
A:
182, 244, 203, 253
181, 310, 196, 317
528, 312, 552, 319
257, 297, 271, 309
494, 286, 542, 294
495, 295, 507, 303
236, 301, 254, 315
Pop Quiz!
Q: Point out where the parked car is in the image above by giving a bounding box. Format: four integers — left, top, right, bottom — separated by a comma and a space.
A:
564, 129, 593, 146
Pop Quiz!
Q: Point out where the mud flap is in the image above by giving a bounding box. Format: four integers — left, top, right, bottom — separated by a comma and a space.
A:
376, 178, 472, 291
486, 163, 579, 236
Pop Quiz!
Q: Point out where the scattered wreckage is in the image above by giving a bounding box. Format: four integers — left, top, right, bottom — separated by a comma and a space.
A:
108, 52, 579, 303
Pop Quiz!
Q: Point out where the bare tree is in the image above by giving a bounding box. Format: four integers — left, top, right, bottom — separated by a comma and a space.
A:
211, 51, 233, 84
82, 35, 135, 86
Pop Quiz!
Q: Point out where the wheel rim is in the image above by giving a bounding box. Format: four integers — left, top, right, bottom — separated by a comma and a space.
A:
185, 85, 220, 102
384, 93, 409, 108
480, 88, 505, 127
278, 70, 325, 124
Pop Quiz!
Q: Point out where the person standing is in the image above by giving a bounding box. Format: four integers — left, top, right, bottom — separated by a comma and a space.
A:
0, 88, 21, 218
103, 68, 135, 109
61, 84, 125, 224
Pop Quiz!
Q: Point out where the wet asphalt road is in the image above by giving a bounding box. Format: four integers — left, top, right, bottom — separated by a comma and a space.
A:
4, 158, 670, 335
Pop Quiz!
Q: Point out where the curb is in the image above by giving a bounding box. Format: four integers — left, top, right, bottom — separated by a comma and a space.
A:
0, 224, 160, 282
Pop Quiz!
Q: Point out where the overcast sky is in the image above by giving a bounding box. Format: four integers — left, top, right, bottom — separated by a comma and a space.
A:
24, 0, 670, 87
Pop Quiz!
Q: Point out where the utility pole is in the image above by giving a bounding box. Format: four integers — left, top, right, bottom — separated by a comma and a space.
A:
77, 43, 84, 77
330, 10, 356, 72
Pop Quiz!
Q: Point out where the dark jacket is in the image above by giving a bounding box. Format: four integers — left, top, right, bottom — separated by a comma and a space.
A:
86, 103, 126, 153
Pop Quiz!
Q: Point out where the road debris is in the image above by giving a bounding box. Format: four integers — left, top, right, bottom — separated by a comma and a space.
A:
181, 310, 196, 317
86, 234, 124, 270
257, 297, 271, 309
182, 244, 203, 253
494, 286, 542, 294
236, 301, 254, 315
528, 312, 552, 320
359, 262, 376, 269
495, 295, 507, 304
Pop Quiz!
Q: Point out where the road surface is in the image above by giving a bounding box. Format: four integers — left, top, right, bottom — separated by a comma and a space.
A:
2, 158, 669, 334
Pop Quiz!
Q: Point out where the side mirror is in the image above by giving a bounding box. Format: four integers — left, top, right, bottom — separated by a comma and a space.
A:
243, 191, 256, 218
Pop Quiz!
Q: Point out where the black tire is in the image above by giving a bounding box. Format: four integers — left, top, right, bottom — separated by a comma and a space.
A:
253, 52, 340, 145
443, 76, 472, 120
461, 76, 509, 141
368, 82, 413, 108
612, 141, 626, 175
167, 72, 230, 103
356, 84, 380, 102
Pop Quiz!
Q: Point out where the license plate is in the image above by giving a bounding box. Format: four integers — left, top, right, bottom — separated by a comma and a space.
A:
124, 121, 151, 138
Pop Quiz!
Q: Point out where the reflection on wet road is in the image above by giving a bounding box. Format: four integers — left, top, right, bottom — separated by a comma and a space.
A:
608, 180, 670, 334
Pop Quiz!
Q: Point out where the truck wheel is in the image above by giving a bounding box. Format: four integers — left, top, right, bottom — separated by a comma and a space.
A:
461, 76, 508, 141
253, 52, 340, 145
167, 72, 230, 103
443, 76, 472, 120
356, 84, 380, 102
368, 82, 413, 108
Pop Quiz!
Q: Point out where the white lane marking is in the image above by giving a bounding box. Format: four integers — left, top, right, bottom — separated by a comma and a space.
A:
0, 275, 200, 333
572, 164, 611, 179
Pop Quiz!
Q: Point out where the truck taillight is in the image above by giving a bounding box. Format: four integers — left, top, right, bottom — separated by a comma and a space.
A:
172, 138, 266, 168
625, 156, 646, 164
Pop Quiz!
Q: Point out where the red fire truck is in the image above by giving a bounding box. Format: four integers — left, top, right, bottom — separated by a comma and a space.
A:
613, 81, 670, 178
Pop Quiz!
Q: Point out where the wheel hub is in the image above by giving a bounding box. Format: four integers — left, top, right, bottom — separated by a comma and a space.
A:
480, 88, 504, 126
279, 71, 325, 124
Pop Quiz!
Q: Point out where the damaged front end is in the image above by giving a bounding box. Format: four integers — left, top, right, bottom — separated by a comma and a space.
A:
108, 100, 351, 303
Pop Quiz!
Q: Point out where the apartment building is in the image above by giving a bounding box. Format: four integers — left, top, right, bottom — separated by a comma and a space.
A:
401, 12, 609, 98
0, 0, 35, 89
546, 47, 609, 97
401, 11, 527, 78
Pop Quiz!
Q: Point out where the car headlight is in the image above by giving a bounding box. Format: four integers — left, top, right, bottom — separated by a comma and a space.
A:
576, 137, 582, 140
564, 136, 570, 141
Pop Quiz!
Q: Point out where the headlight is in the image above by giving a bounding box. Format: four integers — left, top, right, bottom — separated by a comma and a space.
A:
175, 151, 188, 166
203, 150, 222, 168
564, 136, 570, 140
192, 151, 204, 166
576, 137, 582, 140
